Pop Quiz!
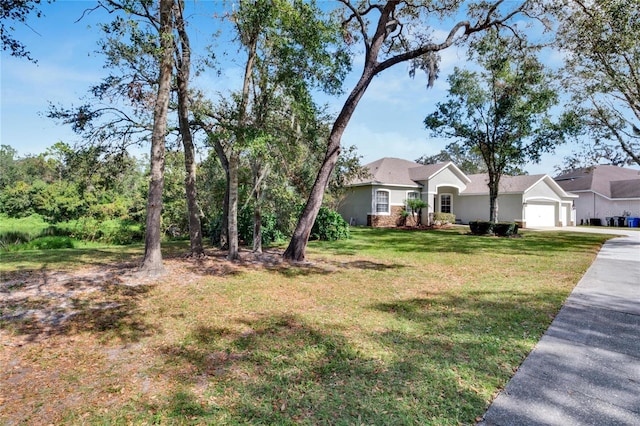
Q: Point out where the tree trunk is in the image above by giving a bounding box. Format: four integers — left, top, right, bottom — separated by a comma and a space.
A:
488, 176, 500, 223
210, 137, 230, 249
174, 0, 203, 257
252, 161, 263, 253
283, 69, 375, 261
227, 151, 240, 260
253, 196, 262, 253
140, 0, 173, 276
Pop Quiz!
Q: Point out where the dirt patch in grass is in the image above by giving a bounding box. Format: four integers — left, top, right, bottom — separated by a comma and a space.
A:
0, 248, 331, 424
0, 249, 291, 345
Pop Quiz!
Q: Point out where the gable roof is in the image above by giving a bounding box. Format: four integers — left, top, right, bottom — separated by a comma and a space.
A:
351, 157, 422, 187
350, 157, 578, 199
408, 161, 471, 184
554, 165, 640, 199
351, 158, 470, 187
462, 174, 548, 195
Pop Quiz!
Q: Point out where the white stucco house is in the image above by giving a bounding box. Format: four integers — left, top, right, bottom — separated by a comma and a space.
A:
554, 165, 640, 226
338, 157, 578, 228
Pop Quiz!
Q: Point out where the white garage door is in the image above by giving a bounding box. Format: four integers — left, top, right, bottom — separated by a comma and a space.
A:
525, 203, 556, 227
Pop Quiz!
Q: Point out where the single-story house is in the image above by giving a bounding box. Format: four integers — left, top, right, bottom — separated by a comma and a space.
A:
554, 165, 640, 226
338, 157, 578, 228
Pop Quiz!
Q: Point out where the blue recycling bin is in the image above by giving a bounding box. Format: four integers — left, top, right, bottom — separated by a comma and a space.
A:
627, 217, 640, 228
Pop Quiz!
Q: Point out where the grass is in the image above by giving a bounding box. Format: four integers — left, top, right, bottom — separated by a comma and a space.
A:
0, 226, 615, 425
0, 213, 50, 236
0, 215, 144, 252
0, 214, 52, 248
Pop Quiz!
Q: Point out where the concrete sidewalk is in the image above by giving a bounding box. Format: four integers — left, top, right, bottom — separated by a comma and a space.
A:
478, 229, 640, 426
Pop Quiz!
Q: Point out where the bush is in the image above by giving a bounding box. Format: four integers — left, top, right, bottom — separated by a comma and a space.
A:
469, 221, 519, 236
237, 209, 287, 247
311, 206, 350, 241
55, 218, 142, 245
493, 222, 519, 237
0, 231, 32, 248
433, 212, 456, 225
469, 220, 494, 235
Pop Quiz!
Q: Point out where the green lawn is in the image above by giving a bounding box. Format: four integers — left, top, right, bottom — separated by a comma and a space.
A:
0, 227, 614, 425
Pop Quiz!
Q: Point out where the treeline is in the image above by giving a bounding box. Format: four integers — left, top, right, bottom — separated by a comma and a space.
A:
0, 142, 353, 247
8, 0, 637, 269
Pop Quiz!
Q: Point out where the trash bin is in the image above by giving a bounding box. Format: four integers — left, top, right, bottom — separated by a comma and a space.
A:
628, 217, 640, 228
606, 217, 614, 227
616, 216, 626, 227
589, 218, 602, 226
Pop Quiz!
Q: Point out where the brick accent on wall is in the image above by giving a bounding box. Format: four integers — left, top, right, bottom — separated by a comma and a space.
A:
368, 206, 409, 227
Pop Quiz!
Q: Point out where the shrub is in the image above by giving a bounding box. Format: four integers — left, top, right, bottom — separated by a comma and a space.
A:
493, 222, 519, 237
0, 231, 32, 248
433, 212, 456, 225
469, 220, 494, 235
237, 209, 287, 246
469, 221, 519, 236
311, 206, 350, 241
207, 214, 224, 246
55, 218, 142, 245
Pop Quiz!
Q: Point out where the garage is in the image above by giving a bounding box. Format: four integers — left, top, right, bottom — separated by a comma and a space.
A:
525, 202, 556, 227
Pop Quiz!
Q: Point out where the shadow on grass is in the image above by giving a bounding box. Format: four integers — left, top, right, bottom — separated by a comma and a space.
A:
0, 247, 143, 274
155, 314, 481, 424
148, 287, 566, 425
0, 267, 156, 343
269, 259, 405, 278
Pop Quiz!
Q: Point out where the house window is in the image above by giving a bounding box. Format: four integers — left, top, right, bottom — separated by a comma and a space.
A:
440, 193, 452, 213
375, 190, 390, 214
406, 191, 419, 208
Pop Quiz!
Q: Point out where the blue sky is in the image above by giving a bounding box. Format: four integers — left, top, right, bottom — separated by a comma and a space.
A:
1, 0, 576, 175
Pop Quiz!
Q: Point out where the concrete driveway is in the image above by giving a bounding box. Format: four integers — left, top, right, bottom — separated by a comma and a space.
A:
478, 226, 640, 425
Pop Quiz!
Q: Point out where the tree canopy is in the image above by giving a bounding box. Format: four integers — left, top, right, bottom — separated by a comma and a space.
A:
1, 0, 47, 61
557, 0, 640, 167
424, 31, 568, 222
284, 0, 540, 260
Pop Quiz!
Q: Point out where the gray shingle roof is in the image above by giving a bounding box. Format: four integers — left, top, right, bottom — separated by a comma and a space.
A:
555, 165, 640, 198
408, 162, 451, 181
461, 174, 546, 194
352, 157, 423, 186
611, 179, 640, 198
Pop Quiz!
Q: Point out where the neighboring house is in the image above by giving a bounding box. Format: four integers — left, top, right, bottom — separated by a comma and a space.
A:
554, 165, 640, 226
338, 157, 578, 228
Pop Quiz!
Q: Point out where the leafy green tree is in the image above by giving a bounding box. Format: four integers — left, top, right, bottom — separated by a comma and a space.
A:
196, 0, 349, 260
174, 0, 204, 256
285, 0, 540, 261
1, 0, 48, 61
416, 142, 488, 175
140, 0, 174, 276
0, 145, 20, 188
49, 0, 205, 258
0, 181, 34, 217
556, 0, 640, 167
162, 149, 190, 236
424, 31, 568, 222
